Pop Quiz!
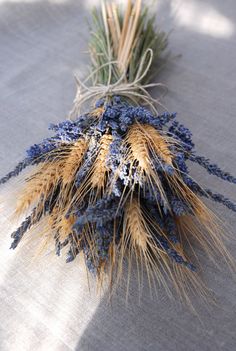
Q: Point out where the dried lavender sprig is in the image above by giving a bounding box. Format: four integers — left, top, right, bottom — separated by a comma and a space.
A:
73, 197, 121, 229
190, 154, 236, 184
0, 138, 64, 186
205, 189, 236, 212
10, 206, 42, 249
170, 197, 191, 216
155, 234, 195, 271
65, 227, 84, 263
55, 234, 71, 257
75, 139, 98, 187
10, 183, 60, 250
26, 137, 60, 160
0, 158, 31, 185
163, 215, 179, 244
168, 120, 194, 152
183, 174, 236, 212
156, 111, 177, 128
66, 246, 80, 263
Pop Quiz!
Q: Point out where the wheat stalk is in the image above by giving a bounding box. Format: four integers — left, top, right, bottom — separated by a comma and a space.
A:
118, 0, 142, 73
121, 197, 180, 297
126, 123, 174, 169
90, 133, 113, 190
54, 213, 76, 242
126, 124, 151, 171
106, 3, 119, 57
125, 197, 149, 252
62, 139, 88, 186
125, 123, 172, 207
118, 0, 132, 58
139, 124, 173, 165
111, 3, 121, 39
16, 161, 62, 215
117, 197, 149, 294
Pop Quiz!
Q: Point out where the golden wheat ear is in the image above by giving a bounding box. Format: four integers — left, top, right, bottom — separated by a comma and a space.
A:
114, 197, 184, 299
90, 133, 113, 195
138, 123, 174, 165
123, 123, 175, 207
61, 139, 88, 186
48, 205, 76, 242
15, 161, 63, 216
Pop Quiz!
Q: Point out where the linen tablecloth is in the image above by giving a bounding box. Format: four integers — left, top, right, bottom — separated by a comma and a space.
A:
0, 1, 236, 350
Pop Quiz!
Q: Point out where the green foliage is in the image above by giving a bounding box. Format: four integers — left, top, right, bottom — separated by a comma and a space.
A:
89, 6, 169, 86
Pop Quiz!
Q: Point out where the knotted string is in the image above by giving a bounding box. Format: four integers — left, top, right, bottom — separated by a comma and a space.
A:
69, 48, 167, 119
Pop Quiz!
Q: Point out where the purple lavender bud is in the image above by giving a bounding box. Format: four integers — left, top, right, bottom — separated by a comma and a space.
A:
190, 154, 236, 184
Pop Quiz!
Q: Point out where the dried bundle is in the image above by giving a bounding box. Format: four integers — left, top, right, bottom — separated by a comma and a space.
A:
0, 0, 235, 304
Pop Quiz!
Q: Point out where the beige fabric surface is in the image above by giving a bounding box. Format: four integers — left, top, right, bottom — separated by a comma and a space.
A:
0, 1, 236, 350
